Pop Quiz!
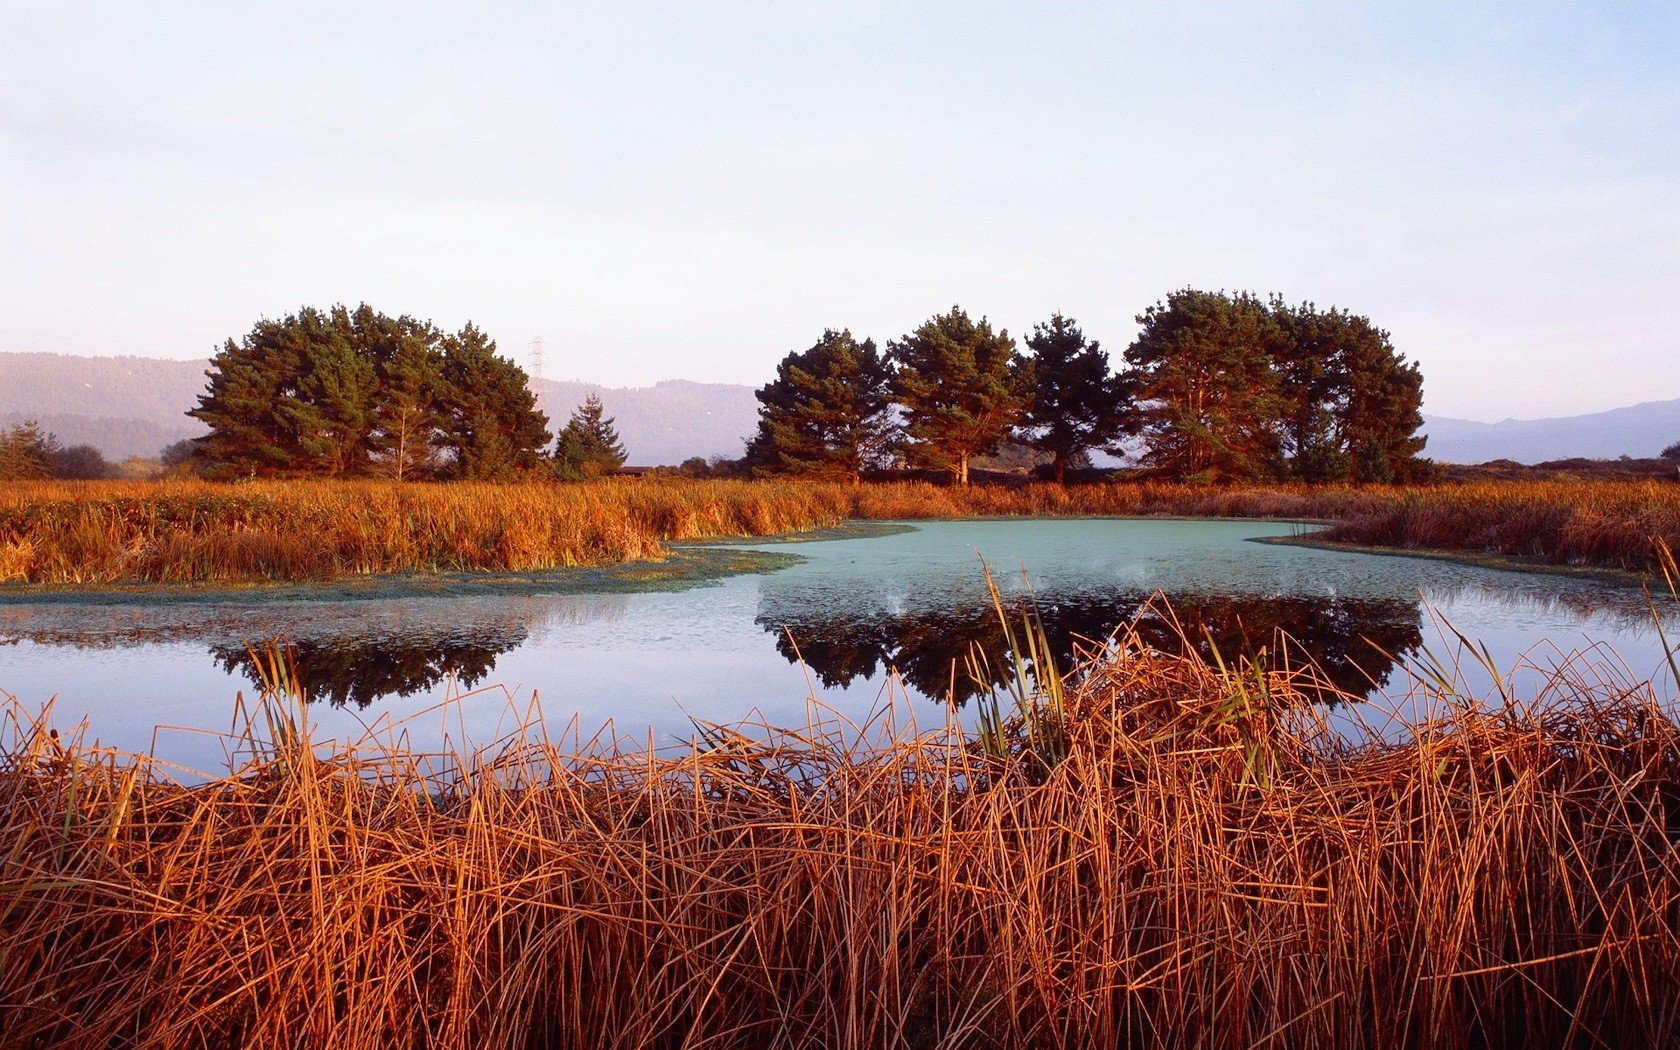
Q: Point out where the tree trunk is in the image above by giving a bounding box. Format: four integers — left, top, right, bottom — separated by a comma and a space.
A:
1054, 452, 1067, 486
957, 454, 969, 486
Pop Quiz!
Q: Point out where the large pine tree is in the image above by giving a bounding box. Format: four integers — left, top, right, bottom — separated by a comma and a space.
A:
890, 307, 1030, 485
1022, 313, 1135, 483
192, 307, 338, 476
745, 329, 896, 481
1271, 299, 1428, 483
368, 336, 448, 480
1123, 290, 1288, 481
191, 306, 549, 479
553, 394, 628, 479
439, 322, 552, 480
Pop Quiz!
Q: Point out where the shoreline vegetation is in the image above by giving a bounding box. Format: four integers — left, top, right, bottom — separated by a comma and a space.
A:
2, 477, 1678, 589
5, 611, 1680, 1045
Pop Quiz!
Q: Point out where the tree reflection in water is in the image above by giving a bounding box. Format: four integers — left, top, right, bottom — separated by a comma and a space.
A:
211, 631, 526, 709
759, 590, 1426, 706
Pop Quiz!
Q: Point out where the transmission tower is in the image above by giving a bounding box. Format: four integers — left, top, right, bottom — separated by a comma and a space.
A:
528, 336, 546, 384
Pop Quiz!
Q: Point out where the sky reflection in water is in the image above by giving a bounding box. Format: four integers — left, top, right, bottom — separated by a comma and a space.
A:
0, 519, 1672, 771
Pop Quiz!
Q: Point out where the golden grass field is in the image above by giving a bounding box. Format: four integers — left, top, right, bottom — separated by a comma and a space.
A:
3, 476, 1677, 586
4, 609, 1680, 1047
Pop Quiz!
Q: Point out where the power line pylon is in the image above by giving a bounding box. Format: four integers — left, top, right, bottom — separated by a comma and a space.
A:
528, 336, 546, 386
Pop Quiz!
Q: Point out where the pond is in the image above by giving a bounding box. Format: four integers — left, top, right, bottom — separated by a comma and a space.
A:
1, 518, 1674, 772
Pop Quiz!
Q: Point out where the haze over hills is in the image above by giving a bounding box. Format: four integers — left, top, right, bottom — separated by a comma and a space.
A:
1422, 401, 1680, 465
2, 351, 1677, 466
0, 352, 757, 465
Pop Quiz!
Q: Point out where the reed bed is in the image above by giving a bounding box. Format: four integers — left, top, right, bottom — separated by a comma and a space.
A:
4, 626, 1680, 1047
2, 477, 1676, 585
1322, 480, 1680, 574
0, 479, 852, 585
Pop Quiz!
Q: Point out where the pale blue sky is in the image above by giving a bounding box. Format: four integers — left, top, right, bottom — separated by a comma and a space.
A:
2, 2, 1676, 419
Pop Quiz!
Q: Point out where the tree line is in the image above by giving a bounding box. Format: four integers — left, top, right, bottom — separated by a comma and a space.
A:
174, 291, 1424, 485
746, 290, 1429, 484
0, 421, 115, 481
182, 305, 625, 480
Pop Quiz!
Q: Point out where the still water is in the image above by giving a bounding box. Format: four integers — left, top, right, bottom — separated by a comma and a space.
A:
1, 519, 1673, 771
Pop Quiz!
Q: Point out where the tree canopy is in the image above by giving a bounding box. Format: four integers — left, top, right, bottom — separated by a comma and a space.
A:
1021, 313, 1135, 483
553, 395, 629, 480
0, 421, 52, 480
890, 307, 1031, 485
1124, 290, 1428, 482
1124, 290, 1288, 482
745, 329, 896, 481
1271, 299, 1427, 483
189, 305, 550, 480
0, 421, 111, 480
437, 322, 553, 480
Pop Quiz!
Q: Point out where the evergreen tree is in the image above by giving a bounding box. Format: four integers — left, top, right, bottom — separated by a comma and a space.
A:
0, 421, 53, 480
368, 336, 448, 480
1123, 290, 1288, 481
289, 333, 377, 476
1662, 441, 1680, 463
553, 394, 629, 479
192, 305, 548, 479
745, 329, 896, 481
439, 322, 551, 480
889, 306, 1030, 485
190, 312, 316, 476
1022, 313, 1135, 483
1271, 299, 1428, 483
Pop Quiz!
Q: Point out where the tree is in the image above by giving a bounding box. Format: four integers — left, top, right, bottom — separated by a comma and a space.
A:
0, 421, 53, 480
745, 329, 897, 481
553, 394, 628, 479
890, 306, 1031, 485
1271, 299, 1427, 483
1124, 290, 1289, 482
190, 306, 548, 480
1021, 313, 1135, 483
47, 444, 111, 480
288, 333, 377, 476
1661, 441, 1680, 463
439, 322, 551, 480
190, 313, 317, 476
368, 336, 448, 480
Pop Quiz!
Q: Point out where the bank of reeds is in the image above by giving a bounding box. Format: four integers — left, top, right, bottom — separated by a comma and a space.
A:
4, 622, 1680, 1046
1322, 480, 1680, 574
0, 479, 853, 585
2, 477, 1677, 585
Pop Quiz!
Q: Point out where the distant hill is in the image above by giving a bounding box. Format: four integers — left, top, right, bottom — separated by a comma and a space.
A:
533, 378, 757, 466
1421, 399, 1680, 464
0, 351, 759, 465
4, 351, 1676, 466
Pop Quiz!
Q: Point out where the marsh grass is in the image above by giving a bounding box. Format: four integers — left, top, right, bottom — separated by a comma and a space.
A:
6, 477, 1676, 587
4, 606, 1680, 1046
1322, 479, 1680, 574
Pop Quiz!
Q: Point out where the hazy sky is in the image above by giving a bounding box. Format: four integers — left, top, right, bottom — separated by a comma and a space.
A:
2, 2, 1676, 420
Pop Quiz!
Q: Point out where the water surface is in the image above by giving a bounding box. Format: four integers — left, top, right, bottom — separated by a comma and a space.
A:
1, 519, 1672, 771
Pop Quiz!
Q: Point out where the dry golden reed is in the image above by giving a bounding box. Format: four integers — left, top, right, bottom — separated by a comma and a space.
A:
1322, 479, 1680, 573
3, 632, 1679, 1047
2, 477, 1677, 586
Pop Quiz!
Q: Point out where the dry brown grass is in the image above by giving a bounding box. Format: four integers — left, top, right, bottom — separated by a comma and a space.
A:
0, 479, 853, 585
3, 622, 1680, 1047
1322, 479, 1680, 574
2, 477, 1677, 586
